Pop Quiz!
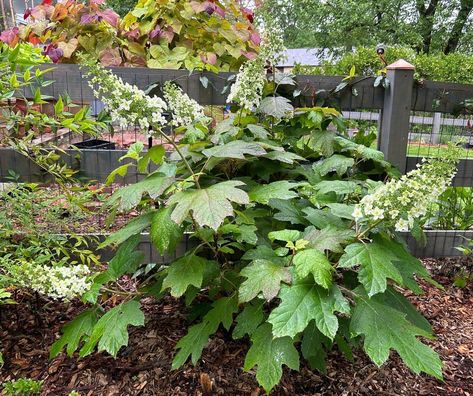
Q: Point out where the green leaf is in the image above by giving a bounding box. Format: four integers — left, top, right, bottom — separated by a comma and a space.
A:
268, 229, 302, 243
137, 145, 166, 173
247, 124, 269, 139
50, 309, 97, 358
109, 173, 174, 211
108, 235, 144, 279
239, 259, 291, 303
316, 180, 358, 195
80, 300, 145, 358
249, 181, 304, 204
293, 249, 332, 289
268, 280, 342, 339
264, 150, 305, 164
351, 290, 442, 379
315, 154, 355, 176
150, 207, 183, 255
162, 255, 218, 297
258, 96, 294, 118
233, 302, 264, 339
304, 226, 355, 253
99, 213, 153, 249
202, 140, 266, 159
301, 320, 328, 373
244, 323, 299, 394
326, 203, 356, 220
269, 198, 307, 225
173, 296, 238, 369
167, 181, 249, 230
306, 130, 337, 157
106, 164, 131, 185
339, 238, 403, 297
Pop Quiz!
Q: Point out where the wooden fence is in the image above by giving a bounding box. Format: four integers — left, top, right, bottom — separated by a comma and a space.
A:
1, 60, 473, 258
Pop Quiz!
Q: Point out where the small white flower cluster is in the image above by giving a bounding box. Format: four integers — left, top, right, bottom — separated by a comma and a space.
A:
13, 263, 91, 300
83, 61, 167, 135
353, 155, 458, 232
162, 81, 209, 127
260, 21, 287, 68
227, 59, 266, 111
226, 19, 287, 111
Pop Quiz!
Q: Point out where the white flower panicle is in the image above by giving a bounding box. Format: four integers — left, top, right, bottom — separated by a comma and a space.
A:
226, 20, 286, 111
14, 263, 91, 300
260, 20, 287, 68
227, 59, 266, 111
163, 81, 209, 127
83, 60, 167, 135
353, 153, 459, 232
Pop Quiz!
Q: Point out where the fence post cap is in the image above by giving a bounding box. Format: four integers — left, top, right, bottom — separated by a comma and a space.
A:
386, 59, 415, 70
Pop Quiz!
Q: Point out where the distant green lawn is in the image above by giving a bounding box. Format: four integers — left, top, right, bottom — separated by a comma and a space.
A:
407, 144, 472, 159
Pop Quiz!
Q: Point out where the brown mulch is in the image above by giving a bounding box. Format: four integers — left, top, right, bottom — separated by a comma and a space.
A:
1, 258, 472, 396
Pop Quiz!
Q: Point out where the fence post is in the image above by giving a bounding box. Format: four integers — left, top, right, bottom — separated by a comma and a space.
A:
378, 59, 415, 173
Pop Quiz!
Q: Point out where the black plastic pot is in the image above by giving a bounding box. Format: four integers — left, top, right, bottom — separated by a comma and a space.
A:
72, 139, 116, 150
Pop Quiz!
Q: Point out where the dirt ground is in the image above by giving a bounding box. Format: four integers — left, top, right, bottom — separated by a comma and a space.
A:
1, 258, 472, 396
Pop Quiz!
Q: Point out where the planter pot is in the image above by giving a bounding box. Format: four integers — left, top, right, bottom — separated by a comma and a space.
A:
73, 139, 116, 150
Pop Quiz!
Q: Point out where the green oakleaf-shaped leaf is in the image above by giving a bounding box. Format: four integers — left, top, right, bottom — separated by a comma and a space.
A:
263, 150, 305, 164
269, 198, 307, 225
80, 300, 145, 358
233, 302, 264, 339
202, 140, 266, 159
268, 229, 302, 243
150, 207, 183, 255
268, 280, 347, 340
172, 296, 238, 369
351, 289, 442, 379
244, 323, 299, 394
162, 255, 218, 297
239, 259, 291, 303
339, 238, 403, 297
167, 181, 249, 230
99, 212, 153, 248
305, 130, 337, 157
304, 226, 355, 253
316, 180, 358, 195
50, 309, 98, 358
315, 154, 355, 176
301, 320, 328, 373
109, 172, 174, 211
137, 145, 166, 173
293, 249, 333, 289
257, 96, 294, 119
247, 124, 269, 139
249, 181, 305, 204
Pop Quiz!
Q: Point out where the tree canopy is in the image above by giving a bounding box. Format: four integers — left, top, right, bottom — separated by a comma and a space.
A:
265, 0, 473, 54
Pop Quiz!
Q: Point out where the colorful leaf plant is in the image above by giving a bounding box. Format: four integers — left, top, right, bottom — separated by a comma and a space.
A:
0, 0, 260, 71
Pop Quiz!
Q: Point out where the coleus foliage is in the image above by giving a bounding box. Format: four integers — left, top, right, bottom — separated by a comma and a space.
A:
1, 0, 259, 71
50, 75, 446, 393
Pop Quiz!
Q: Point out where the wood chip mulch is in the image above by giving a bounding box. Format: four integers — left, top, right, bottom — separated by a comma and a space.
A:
1, 258, 472, 396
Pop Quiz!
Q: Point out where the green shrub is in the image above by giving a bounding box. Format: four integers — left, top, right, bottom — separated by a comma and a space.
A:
2, 378, 43, 396
294, 46, 473, 84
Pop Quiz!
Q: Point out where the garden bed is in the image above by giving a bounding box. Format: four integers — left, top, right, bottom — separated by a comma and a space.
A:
0, 258, 472, 396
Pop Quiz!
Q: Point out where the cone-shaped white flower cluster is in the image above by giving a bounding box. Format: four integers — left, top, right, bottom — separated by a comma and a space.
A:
12, 263, 91, 300
83, 60, 167, 135
227, 20, 286, 111
353, 150, 459, 232
163, 81, 209, 127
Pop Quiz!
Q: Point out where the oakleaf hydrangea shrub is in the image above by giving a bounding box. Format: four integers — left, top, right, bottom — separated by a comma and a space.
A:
50, 51, 460, 393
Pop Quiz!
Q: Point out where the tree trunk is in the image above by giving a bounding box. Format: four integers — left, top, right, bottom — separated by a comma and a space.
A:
444, 0, 473, 54
0, 0, 8, 30
415, 0, 440, 54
